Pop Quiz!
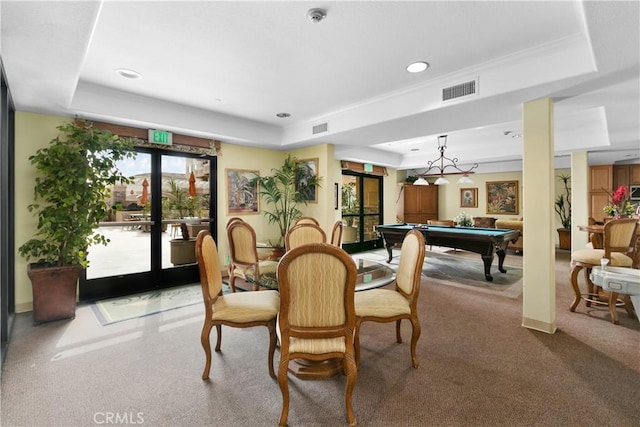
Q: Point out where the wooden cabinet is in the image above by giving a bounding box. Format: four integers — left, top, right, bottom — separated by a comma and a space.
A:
631, 164, 640, 184
613, 164, 640, 187
589, 165, 613, 222
403, 185, 438, 224
613, 165, 630, 189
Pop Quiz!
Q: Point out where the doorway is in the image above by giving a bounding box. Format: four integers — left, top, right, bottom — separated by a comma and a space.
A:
79, 148, 217, 301
340, 171, 384, 254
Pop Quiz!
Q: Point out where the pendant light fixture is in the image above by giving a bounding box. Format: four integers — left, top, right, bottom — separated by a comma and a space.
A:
413, 135, 478, 185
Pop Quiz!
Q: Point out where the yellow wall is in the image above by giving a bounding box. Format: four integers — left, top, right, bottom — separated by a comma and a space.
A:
15, 112, 70, 312
14, 112, 399, 312
435, 167, 571, 245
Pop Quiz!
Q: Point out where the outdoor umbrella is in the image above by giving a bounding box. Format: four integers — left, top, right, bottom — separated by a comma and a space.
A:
188, 172, 197, 197
141, 178, 149, 205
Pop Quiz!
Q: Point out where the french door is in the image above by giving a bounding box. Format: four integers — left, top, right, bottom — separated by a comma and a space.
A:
79, 148, 217, 301
341, 171, 384, 254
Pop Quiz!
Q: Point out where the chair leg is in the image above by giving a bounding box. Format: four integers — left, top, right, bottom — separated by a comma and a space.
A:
622, 295, 638, 320
227, 269, 237, 293
267, 320, 277, 378
353, 320, 362, 369
583, 267, 594, 307
569, 263, 583, 312
344, 350, 358, 427
214, 324, 222, 352
409, 316, 421, 369
277, 355, 290, 427
200, 322, 213, 380
608, 292, 620, 325
395, 319, 403, 343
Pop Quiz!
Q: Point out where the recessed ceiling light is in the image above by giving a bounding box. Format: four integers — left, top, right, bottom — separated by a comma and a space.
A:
276, 112, 291, 118
406, 61, 429, 73
116, 68, 142, 79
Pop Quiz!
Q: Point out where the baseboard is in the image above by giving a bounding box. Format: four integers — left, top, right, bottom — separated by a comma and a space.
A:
522, 316, 556, 334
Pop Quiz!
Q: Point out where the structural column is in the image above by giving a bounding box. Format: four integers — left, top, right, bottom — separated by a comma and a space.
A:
521, 98, 556, 333
571, 152, 589, 249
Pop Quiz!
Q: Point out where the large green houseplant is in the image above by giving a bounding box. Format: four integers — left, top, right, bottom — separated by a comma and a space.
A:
254, 154, 322, 246
19, 119, 135, 323
554, 174, 572, 250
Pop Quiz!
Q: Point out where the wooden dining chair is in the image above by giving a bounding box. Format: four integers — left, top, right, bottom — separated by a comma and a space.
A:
284, 223, 326, 251
570, 218, 638, 324
276, 243, 358, 427
225, 216, 244, 228
195, 230, 280, 380
354, 229, 426, 368
330, 220, 344, 246
227, 220, 277, 291
294, 216, 320, 226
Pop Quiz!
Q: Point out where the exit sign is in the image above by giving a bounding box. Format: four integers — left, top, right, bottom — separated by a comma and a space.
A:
148, 129, 173, 145
364, 163, 373, 172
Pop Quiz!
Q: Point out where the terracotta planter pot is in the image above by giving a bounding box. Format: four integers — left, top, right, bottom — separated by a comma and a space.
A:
557, 228, 571, 250
27, 264, 80, 324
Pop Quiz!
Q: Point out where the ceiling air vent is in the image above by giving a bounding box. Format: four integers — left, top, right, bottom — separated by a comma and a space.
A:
312, 122, 328, 135
442, 79, 477, 102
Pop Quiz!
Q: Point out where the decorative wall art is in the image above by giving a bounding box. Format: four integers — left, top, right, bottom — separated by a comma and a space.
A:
460, 187, 478, 208
295, 158, 318, 203
226, 169, 259, 214
486, 180, 519, 215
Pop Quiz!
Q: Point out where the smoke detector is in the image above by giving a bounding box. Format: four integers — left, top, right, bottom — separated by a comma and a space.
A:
307, 8, 327, 23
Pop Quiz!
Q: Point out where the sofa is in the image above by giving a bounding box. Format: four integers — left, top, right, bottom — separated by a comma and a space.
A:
495, 218, 523, 252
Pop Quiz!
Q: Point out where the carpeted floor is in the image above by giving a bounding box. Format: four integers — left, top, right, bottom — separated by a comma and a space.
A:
1, 249, 639, 426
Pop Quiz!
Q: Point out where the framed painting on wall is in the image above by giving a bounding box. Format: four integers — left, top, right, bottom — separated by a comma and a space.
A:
295, 158, 318, 203
486, 180, 519, 215
460, 188, 478, 208
226, 169, 259, 214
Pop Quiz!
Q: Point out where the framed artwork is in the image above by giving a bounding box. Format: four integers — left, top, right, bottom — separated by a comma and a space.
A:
295, 158, 318, 203
460, 187, 478, 208
225, 169, 259, 214
486, 180, 519, 215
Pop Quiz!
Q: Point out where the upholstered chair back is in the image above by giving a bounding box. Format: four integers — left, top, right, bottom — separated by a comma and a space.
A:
330, 220, 344, 246
395, 230, 426, 297
277, 242, 357, 352
227, 220, 259, 265
195, 231, 223, 308
294, 216, 320, 226
285, 223, 326, 251
603, 218, 638, 259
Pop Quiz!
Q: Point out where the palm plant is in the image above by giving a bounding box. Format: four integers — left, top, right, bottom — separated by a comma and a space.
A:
554, 174, 571, 229
254, 154, 322, 244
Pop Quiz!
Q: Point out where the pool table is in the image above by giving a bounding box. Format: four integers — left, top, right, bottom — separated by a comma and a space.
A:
375, 223, 521, 281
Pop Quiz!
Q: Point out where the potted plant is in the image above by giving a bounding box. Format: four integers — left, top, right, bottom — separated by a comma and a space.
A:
166, 178, 199, 265
341, 182, 359, 242
18, 119, 135, 323
254, 154, 322, 249
554, 174, 571, 250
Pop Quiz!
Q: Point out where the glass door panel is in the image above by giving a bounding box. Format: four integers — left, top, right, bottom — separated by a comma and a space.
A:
87, 152, 152, 279
80, 148, 215, 301
160, 154, 211, 269
341, 172, 383, 253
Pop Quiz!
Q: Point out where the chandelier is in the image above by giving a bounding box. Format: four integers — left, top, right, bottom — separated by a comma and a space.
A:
413, 135, 478, 185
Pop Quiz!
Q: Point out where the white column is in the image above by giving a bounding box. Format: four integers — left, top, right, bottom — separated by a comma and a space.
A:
571, 152, 589, 249
522, 98, 556, 333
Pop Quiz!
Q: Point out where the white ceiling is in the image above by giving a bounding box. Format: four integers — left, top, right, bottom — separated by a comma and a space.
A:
1, 1, 638, 174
